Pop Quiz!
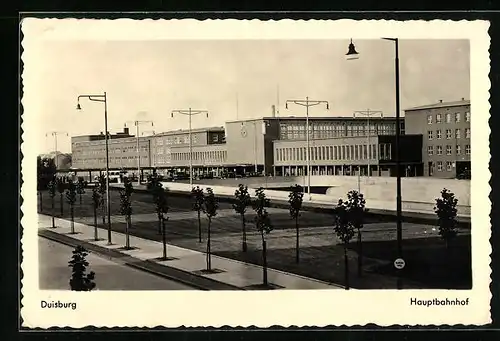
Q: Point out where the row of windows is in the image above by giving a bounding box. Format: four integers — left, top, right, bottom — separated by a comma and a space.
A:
170, 150, 227, 162
275, 143, 393, 162
279, 122, 398, 140
427, 111, 470, 124
427, 144, 471, 156
427, 128, 471, 140
433, 161, 457, 172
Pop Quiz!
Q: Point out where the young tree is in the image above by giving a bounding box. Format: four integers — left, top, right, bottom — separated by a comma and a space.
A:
56, 177, 65, 216
252, 187, 273, 286
97, 174, 106, 226
155, 185, 170, 260
232, 184, 252, 252
148, 173, 163, 234
119, 178, 134, 249
76, 177, 86, 205
191, 186, 205, 243
47, 177, 57, 228
434, 188, 459, 250
288, 184, 304, 263
203, 188, 219, 271
68, 245, 96, 291
37, 175, 44, 213
334, 199, 355, 289
91, 186, 102, 241
65, 181, 77, 234
345, 190, 367, 277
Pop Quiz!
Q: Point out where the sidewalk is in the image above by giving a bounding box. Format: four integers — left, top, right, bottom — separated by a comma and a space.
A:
37, 214, 343, 290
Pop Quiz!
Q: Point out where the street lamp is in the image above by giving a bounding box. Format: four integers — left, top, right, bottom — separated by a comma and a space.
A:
45, 131, 68, 170
125, 120, 154, 185
285, 97, 329, 200
171, 108, 209, 187
353, 109, 383, 183
76, 92, 113, 245
347, 38, 403, 288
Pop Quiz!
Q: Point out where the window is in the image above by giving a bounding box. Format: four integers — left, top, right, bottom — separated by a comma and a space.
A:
456, 145, 461, 155
446, 113, 451, 123
437, 161, 443, 172
427, 115, 433, 124
446, 145, 452, 155
446, 129, 452, 139
436, 114, 442, 123
428, 130, 433, 140
437, 145, 443, 155
465, 128, 471, 139
436, 130, 442, 139
455, 128, 461, 139
465, 111, 470, 122
455, 113, 461, 122
446, 161, 453, 171
428, 146, 434, 156
466, 144, 471, 155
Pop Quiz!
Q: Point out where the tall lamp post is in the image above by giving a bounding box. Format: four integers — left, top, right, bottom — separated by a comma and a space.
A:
347, 38, 403, 288
76, 92, 113, 245
45, 131, 68, 169
285, 97, 329, 200
125, 120, 154, 185
353, 109, 383, 182
171, 108, 209, 187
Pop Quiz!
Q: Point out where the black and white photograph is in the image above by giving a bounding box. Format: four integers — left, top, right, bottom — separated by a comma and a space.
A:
21, 18, 491, 327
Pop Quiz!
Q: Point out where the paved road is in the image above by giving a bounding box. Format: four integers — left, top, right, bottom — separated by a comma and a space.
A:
38, 237, 196, 290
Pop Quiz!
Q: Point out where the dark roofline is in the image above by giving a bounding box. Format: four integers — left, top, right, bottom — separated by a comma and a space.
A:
405, 99, 470, 111
226, 116, 400, 124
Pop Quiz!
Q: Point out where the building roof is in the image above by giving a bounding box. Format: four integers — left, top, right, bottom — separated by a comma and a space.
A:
152, 126, 225, 137
226, 116, 399, 124
405, 99, 470, 111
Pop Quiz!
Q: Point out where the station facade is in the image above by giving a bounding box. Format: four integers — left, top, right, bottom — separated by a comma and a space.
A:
70, 99, 469, 180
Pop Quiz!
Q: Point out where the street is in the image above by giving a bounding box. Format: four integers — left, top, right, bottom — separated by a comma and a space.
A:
38, 237, 196, 290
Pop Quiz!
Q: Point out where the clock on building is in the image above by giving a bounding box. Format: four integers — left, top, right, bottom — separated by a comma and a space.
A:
240, 124, 248, 137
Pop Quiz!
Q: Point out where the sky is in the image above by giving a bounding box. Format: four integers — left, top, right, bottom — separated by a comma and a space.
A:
25, 38, 470, 154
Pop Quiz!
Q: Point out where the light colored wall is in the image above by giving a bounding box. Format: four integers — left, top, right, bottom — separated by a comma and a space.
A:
225, 120, 266, 166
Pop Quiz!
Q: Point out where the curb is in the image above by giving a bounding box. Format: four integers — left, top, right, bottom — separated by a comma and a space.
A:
109, 184, 471, 228
39, 229, 244, 291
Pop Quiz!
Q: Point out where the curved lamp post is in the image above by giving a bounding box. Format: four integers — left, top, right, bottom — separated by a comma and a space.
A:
346, 38, 403, 288
76, 92, 113, 245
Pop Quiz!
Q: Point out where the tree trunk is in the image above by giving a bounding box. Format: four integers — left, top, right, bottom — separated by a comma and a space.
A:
206, 218, 211, 271
93, 206, 98, 241
357, 229, 363, 277
60, 194, 64, 216
344, 245, 349, 290
262, 234, 268, 286
125, 216, 131, 249
70, 206, 75, 234
157, 212, 162, 234
162, 215, 167, 260
198, 210, 202, 243
295, 217, 299, 263
242, 214, 247, 252
51, 196, 55, 228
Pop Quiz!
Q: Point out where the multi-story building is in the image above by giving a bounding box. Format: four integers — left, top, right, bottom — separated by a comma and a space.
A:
71, 127, 151, 171
270, 116, 423, 177
404, 99, 471, 178
149, 127, 227, 177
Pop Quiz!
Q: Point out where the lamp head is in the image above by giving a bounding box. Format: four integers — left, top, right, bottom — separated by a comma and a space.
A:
285, 102, 288, 109
346, 39, 360, 60
326, 103, 329, 110
76, 103, 82, 110
206, 112, 209, 118
171, 113, 174, 118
